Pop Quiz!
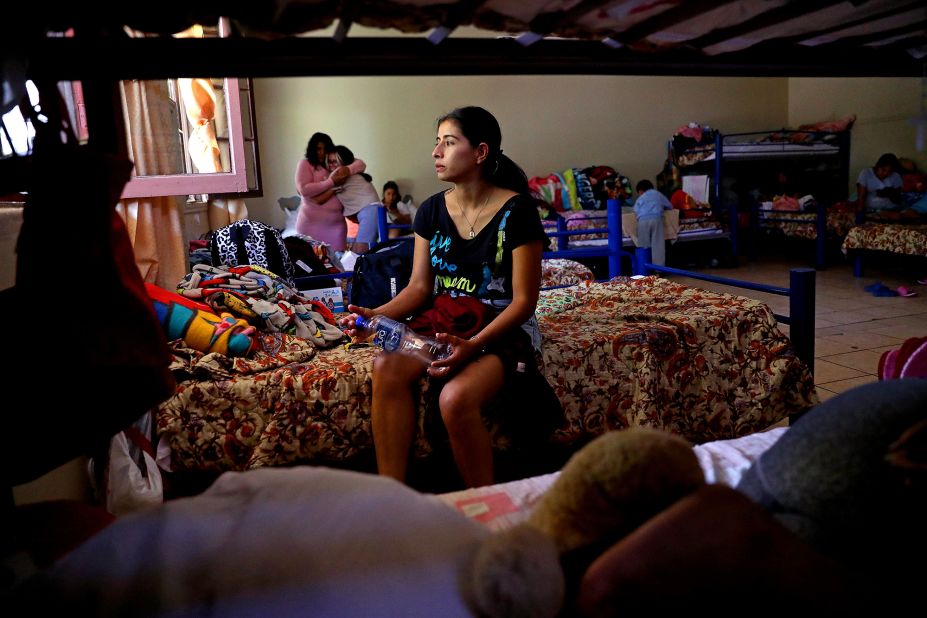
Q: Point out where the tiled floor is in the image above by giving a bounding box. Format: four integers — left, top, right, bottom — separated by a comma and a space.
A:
665, 249, 927, 403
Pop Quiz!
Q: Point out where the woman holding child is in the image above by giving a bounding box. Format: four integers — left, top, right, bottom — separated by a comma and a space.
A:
294, 132, 366, 252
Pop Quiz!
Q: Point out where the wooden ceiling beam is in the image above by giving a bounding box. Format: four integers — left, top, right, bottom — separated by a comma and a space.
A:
823, 19, 927, 47
526, 0, 616, 37
687, 0, 846, 49
770, 0, 926, 47
607, 0, 740, 45
427, 0, 488, 43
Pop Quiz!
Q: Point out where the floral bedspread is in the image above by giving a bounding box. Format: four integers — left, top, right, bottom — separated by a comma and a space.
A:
678, 216, 722, 233
543, 211, 612, 249
759, 210, 855, 240
841, 223, 927, 256
157, 278, 818, 473
540, 258, 594, 288
544, 210, 686, 249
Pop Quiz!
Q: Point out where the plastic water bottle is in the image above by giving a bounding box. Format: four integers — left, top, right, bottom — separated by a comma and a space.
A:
355, 315, 452, 365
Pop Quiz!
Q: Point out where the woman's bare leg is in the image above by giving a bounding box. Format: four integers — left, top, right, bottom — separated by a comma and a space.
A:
438, 354, 505, 488
371, 353, 426, 482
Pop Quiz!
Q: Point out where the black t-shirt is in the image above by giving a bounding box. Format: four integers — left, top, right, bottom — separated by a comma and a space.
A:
413, 191, 549, 302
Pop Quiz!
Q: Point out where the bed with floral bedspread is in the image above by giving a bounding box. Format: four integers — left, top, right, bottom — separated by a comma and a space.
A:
759, 209, 856, 241
842, 222, 927, 257
542, 209, 683, 250
156, 276, 817, 473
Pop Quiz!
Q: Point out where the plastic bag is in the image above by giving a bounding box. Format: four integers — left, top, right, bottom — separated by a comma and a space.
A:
104, 415, 163, 516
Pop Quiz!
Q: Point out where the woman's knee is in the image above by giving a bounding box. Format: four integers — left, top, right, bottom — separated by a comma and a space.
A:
372, 353, 422, 387
438, 382, 483, 430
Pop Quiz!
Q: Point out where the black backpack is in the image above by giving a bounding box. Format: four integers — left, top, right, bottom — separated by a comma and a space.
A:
210, 219, 295, 285
349, 238, 415, 308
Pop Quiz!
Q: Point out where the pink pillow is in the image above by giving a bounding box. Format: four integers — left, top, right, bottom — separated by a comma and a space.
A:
900, 340, 927, 378
878, 336, 927, 380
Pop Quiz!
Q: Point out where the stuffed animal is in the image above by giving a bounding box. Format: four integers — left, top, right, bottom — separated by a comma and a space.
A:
463, 428, 705, 618
464, 380, 927, 618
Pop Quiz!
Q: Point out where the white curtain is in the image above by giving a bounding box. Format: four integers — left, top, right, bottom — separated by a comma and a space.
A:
117, 79, 187, 289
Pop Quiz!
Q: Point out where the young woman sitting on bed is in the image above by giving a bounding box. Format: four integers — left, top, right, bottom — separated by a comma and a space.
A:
340, 106, 563, 488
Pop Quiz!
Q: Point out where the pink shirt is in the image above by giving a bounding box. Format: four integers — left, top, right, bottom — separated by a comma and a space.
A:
294, 158, 366, 251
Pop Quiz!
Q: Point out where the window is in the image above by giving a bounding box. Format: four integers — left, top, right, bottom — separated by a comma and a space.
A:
119, 19, 260, 199
0, 20, 261, 201
118, 75, 258, 199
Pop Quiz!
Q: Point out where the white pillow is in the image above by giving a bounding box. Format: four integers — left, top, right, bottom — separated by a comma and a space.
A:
278, 195, 301, 238
41, 467, 488, 617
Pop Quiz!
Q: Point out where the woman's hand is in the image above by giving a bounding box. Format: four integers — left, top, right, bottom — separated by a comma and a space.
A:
330, 166, 351, 186
426, 332, 484, 378
339, 304, 374, 338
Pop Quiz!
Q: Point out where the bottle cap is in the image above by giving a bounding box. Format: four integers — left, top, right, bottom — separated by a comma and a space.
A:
355, 315, 369, 329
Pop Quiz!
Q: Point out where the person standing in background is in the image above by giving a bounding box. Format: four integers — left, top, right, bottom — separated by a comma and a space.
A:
294, 132, 365, 253
633, 179, 673, 266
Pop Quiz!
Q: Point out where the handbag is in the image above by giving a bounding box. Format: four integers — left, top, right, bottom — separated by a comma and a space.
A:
348, 238, 414, 308
104, 414, 164, 516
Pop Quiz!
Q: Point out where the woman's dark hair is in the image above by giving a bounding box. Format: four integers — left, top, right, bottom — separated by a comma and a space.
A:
334, 144, 355, 165
436, 106, 529, 194
304, 132, 334, 167
875, 153, 899, 171
333, 144, 373, 182
382, 180, 400, 196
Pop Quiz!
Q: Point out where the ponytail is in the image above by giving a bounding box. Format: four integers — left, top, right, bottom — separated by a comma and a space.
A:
487, 151, 529, 195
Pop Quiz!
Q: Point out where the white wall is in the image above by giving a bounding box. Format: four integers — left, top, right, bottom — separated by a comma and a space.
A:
246, 74, 789, 226
788, 77, 926, 195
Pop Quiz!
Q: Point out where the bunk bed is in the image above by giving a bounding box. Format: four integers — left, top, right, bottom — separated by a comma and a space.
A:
668, 130, 737, 257
537, 201, 729, 274
750, 201, 857, 270
672, 128, 852, 268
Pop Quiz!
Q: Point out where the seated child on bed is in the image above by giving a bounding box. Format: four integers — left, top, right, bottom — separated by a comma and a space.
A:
856, 152, 903, 214
382, 180, 418, 238
632, 179, 673, 265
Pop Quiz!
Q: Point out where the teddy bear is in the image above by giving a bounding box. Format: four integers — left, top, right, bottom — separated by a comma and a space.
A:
462, 427, 705, 618
462, 379, 927, 618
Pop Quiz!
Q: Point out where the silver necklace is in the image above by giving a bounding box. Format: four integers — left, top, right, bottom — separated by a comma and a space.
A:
453, 189, 491, 238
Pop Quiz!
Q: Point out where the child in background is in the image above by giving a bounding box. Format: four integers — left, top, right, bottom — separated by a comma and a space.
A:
382, 180, 417, 238
633, 179, 673, 266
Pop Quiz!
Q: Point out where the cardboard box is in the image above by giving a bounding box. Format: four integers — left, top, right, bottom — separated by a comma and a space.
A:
300, 285, 345, 314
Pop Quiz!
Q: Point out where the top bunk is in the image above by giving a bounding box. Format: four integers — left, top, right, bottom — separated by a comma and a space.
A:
673, 124, 853, 168
719, 130, 848, 160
